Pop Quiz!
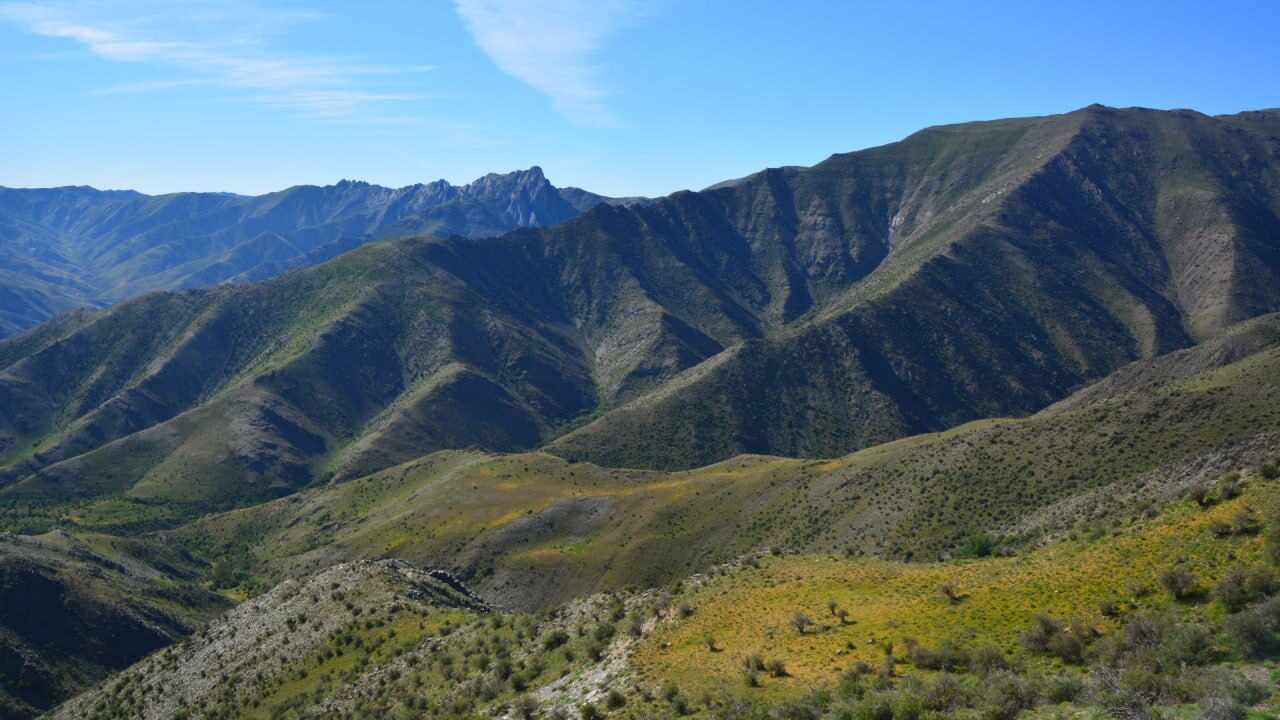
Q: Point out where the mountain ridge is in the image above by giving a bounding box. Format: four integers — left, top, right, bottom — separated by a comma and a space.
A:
1, 104, 1278, 518
0, 168, 634, 338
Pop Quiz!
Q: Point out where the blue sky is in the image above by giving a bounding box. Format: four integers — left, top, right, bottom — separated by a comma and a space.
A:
2, 1, 1278, 198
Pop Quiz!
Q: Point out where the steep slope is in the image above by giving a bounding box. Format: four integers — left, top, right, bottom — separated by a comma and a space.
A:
171, 315, 1280, 610
46, 560, 491, 720
3, 106, 1280, 513
548, 106, 1280, 468
0, 530, 228, 718
48, 447, 1280, 720
0, 168, 626, 337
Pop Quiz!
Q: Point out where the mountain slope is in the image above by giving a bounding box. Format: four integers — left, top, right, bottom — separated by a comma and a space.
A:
43, 341, 1280, 720
170, 313, 1280, 611
46, 560, 491, 720
0, 168, 628, 338
0, 530, 228, 718
2, 106, 1280, 515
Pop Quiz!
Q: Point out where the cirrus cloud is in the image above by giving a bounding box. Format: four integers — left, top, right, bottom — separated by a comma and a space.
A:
452, 0, 640, 127
0, 1, 434, 120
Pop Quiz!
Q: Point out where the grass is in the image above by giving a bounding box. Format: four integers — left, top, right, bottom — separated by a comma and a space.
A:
167, 339, 1280, 613
633, 477, 1277, 699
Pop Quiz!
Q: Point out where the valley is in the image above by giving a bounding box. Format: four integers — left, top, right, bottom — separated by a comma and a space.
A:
1, 105, 1280, 719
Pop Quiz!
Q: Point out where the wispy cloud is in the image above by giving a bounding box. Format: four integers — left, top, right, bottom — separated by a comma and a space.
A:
452, 0, 639, 127
0, 1, 433, 120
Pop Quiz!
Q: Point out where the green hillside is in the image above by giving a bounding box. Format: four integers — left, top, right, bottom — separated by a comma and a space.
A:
158, 314, 1280, 614
4, 106, 1280, 522
47, 458, 1280, 720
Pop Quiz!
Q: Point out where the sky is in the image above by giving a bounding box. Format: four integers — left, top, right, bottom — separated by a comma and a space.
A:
2, 1, 1279, 198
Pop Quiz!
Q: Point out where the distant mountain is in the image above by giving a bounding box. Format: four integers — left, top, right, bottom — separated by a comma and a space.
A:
0, 168, 633, 337
1, 105, 1279, 520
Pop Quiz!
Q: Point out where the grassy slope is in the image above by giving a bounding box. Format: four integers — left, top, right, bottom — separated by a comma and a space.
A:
633, 479, 1274, 698
47, 460, 1280, 720
169, 315, 1280, 612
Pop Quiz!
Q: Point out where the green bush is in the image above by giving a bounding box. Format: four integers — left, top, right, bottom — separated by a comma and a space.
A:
981, 672, 1038, 720
605, 689, 626, 709
1040, 674, 1083, 703
542, 629, 569, 650
850, 693, 894, 720
1160, 567, 1200, 601
958, 533, 996, 559
1212, 565, 1277, 612
1224, 609, 1272, 658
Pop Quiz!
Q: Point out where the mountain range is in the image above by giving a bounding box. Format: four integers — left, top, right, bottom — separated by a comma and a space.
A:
3, 104, 1280, 718
0, 168, 630, 338
2, 105, 1279, 517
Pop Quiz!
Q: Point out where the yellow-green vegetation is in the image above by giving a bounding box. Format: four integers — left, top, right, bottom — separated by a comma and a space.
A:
172, 335, 1280, 613
635, 475, 1278, 698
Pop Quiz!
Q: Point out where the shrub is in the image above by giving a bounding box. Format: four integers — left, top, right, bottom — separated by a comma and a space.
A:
1041, 674, 1083, 703
515, 696, 539, 720
889, 690, 925, 720
1224, 609, 1272, 658
1199, 697, 1246, 720
579, 703, 602, 720
837, 668, 866, 700
970, 646, 1009, 677
939, 584, 962, 604
907, 640, 970, 672
766, 658, 789, 678
1213, 565, 1278, 612
1021, 614, 1062, 654
982, 672, 1038, 720
1088, 668, 1158, 720
1188, 482, 1213, 508
1158, 622, 1215, 668
592, 623, 615, 643
605, 689, 626, 710
1048, 623, 1092, 665
1160, 567, 1200, 601
850, 693, 894, 720
1183, 667, 1269, 707
1231, 508, 1261, 535
791, 611, 814, 635
1260, 461, 1280, 481
959, 533, 996, 558
922, 674, 969, 711
1266, 523, 1280, 566
542, 629, 569, 650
